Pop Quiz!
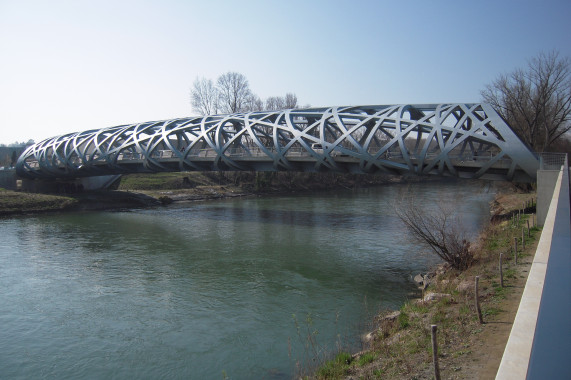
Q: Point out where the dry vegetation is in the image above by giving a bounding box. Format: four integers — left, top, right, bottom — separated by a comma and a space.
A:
307, 189, 540, 380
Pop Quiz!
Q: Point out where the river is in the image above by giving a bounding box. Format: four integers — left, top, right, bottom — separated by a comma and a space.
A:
0, 180, 495, 379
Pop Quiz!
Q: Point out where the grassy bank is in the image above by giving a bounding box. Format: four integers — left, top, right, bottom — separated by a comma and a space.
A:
0, 171, 407, 215
0, 188, 78, 215
309, 189, 540, 379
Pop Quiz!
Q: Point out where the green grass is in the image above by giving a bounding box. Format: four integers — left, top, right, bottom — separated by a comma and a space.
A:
504, 268, 517, 279
0, 190, 77, 214
492, 285, 508, 301
397, 311, 410, 329
459, 304, 471, 316
407, 302, 429, 314
483, 307, 503, 317
316, 352, 353, 379
430, 310, 447, 324
119, 172, 216, 190
357, 352, 376, 366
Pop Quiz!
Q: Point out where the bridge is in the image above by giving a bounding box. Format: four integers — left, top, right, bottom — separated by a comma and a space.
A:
16, 103, 539, 182
9, 103, 571, 377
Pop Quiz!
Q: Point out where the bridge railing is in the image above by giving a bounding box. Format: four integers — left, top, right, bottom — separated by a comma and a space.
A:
109, 147, 510, 162
22, 149, 514, 171
538, 152, 568, 170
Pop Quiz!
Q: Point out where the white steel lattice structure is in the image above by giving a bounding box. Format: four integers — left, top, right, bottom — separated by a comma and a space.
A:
17, 104, 539, 182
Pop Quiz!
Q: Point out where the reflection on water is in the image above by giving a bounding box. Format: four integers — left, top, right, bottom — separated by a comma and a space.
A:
0, 180, 494, 379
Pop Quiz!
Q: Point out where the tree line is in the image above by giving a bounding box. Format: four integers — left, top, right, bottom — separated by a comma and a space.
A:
190, 71, 302, 116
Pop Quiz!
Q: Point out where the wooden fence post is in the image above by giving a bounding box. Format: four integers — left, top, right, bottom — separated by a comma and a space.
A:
514, 237, 518, 264
475, 276, 483, 324
499, 253, 504, 287
431, 325, 441, 380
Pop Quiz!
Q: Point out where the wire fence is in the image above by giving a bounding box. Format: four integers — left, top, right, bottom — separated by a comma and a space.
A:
539, 152, 568, 170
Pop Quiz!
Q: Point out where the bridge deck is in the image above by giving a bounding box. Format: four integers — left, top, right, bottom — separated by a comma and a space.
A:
23, 150, 531, 182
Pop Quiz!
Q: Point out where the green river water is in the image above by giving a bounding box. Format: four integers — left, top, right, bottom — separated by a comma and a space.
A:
0, 180, 495, 379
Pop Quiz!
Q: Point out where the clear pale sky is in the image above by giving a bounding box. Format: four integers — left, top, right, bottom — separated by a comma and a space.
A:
1, 0, 570, 144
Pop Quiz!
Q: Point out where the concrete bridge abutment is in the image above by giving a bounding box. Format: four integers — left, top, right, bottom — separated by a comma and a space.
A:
0, 169, 18, 190
19, 175, 122, 193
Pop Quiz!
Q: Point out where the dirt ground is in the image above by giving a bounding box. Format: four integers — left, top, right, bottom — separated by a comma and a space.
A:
444, 241, 535, 379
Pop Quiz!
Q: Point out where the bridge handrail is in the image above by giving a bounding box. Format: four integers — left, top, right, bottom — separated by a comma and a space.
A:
538, 152, 567, 170
23, 150, 515, 169
111, 146, 510, 162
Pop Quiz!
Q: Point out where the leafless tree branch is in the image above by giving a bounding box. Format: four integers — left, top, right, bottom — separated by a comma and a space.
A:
217, 72, 252, 113
190, 77, 218, 116
395, 198, 474, 270
481, 50, 571, 151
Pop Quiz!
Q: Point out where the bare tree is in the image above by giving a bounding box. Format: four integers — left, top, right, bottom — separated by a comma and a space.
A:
243, 94, 264, 112
191, 71, 302, 115
190, 77, 218, 116
217, 72, 252, 113
265, 96, 285, 111
265, 93, 298, 111
284, 93, 298, 109
481, 51, 571, 151
395, 199, 473, 271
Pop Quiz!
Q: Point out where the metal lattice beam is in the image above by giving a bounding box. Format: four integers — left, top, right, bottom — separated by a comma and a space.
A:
16, 104, 539, 182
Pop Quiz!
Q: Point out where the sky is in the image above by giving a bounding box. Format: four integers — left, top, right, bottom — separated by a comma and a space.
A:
1, 0, 570, 144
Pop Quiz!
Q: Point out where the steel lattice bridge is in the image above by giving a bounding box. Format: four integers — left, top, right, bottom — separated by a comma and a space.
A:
17, 103, 539, 182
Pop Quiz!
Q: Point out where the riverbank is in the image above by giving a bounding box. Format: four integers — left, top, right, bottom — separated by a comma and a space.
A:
310, 189, 539, 379
0, 171, 418, 216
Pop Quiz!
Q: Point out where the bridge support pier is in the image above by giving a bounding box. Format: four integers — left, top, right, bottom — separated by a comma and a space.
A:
20, 175, 122, 193
0, 169, 18, 190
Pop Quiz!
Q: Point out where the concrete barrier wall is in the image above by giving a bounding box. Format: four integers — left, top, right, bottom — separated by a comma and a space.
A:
526, 163, 571, 378
496, 162, 571, 379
